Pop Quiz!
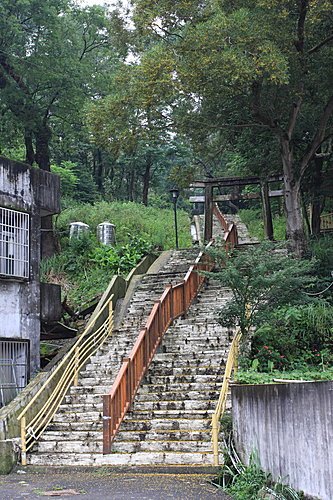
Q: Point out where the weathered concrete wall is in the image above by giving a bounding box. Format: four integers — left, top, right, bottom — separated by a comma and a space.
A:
37, 169, 60, 216
0, 158, 44, 374
0, 156, 60, 216
0, 157, 34, 211
232, 381, 333, 500
40, 283, 62, 322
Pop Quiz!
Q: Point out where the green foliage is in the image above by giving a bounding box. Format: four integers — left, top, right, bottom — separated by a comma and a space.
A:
42, 231, 154, 308
238, 208, 286, 241
309, 234, 333, 283
43, 201, 192, 308
89, 236, 152, 274
248, 302, 333, 371
217, 453, 303, 500
225, 459, 268, 500
51, 161, 78, 197
0, 0, 115, 169
206, 242, 316, 337
235, 368, 333, 385
56, 201, 192, 250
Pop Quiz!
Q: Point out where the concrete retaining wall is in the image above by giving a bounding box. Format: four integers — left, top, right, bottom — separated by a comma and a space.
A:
232, 381, 333, 500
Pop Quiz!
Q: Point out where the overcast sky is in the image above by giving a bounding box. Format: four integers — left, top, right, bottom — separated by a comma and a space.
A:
79, 0, 112, 6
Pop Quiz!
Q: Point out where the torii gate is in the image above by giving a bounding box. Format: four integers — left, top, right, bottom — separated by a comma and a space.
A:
190, 174, 283, 242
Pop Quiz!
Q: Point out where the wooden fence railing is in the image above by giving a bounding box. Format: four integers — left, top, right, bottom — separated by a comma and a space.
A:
321, 212, 333, 231
103, 211, 239, 454
213, 203, 229, 231
103, 243, 216, 453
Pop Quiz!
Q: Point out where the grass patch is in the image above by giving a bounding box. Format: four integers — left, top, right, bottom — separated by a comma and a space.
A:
238, 208, 286, 241
56, 200, 192, 250
234, 367, 333, 385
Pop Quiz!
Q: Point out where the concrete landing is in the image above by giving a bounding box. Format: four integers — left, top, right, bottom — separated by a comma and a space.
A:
1, 466, 232, 499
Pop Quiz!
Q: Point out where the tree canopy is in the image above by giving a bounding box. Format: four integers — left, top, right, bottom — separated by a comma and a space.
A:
1, 0, 332, 252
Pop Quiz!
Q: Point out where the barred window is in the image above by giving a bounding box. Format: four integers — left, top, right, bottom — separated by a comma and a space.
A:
0, 207, 29, 279
0, 339, 29, 407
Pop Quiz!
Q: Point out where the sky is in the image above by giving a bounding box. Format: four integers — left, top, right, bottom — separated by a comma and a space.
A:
79, 0, 112, 5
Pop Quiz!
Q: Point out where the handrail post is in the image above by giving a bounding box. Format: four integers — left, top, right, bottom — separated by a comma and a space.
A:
108, 300, 113, 334
123, 358, 132, 405
169, 284, 174, 322
103, 394, 111, 454
182, 280, 186, 317
212, 413, 219, 466
74, 346, 79, 386
234, 339, 240, 376
20, 416, 27, 466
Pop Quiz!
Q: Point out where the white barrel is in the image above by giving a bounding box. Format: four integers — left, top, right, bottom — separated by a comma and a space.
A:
69, 222, 90, 239
97, 222, 116, 246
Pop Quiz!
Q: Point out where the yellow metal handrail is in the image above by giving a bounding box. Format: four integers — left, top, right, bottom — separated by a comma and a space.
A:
211, 328, 242, 466
17, 296, 114, 465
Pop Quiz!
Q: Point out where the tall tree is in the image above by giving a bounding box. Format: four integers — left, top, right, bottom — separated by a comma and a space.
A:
131, 0, 333, 255
86, 44, 176, 205
0, 0, 115, 170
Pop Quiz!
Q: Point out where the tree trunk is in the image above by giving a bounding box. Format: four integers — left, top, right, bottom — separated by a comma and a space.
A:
142, 159, 151, 206
310, 156, 324, 235
35, 121, 51, 171
261, 181, 274, 240
128, 167, 135, 202
24, 129, 35, 165
280, 137, 307, 257
94, 149, 104, 193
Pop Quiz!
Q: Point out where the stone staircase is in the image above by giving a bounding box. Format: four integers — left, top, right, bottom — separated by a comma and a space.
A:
28, 248, 233, 467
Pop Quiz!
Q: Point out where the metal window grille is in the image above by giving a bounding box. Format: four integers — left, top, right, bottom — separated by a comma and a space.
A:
0, 339, 29, 407
0, 207, 29, 279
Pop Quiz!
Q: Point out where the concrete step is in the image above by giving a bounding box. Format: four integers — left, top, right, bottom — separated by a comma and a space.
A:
67, 386, 220, 405
38, 428, 211, 443
59, 398, 216, 413
151, 351, 227, 361
47, 417, 210, 433
144, 373, 224, 386
52, 411, 102, 423
34, 439, 213, 455
28, 450, 220, 466
139, 381, 222, 393
124, 409, 214, 420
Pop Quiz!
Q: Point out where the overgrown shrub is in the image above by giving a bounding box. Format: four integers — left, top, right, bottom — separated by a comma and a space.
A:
249, 303, 333, 371
215, 451, 303, 500
206, 242, 317, 337
41, 233, 154, 308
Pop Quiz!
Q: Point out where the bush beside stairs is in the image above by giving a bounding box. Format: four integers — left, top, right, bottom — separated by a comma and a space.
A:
28, 248, 233, 467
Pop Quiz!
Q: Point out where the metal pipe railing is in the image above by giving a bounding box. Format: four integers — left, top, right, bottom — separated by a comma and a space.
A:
17, 297, 114, 465
211, 329, 242, 466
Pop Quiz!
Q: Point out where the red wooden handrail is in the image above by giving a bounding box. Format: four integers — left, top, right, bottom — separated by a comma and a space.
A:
213, 203, 229, 231
102, 230, 238, 453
